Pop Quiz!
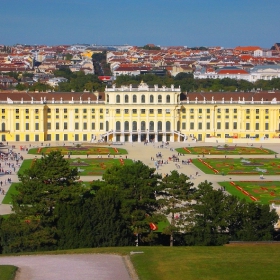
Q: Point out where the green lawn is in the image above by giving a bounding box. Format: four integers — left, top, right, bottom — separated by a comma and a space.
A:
18, 158, 133, 176
192, 158, 280, 175
28, 146, 128, 155
176, 146, 276, 155
1, 183, 19, 204
1, 246, 280, 280
0, 265, 17, 280
219, 181, 280, 204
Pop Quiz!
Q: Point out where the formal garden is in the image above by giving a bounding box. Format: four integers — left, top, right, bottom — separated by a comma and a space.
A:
191, 158, 280, 175
219, 181, 280, 204
28, 145, 128, 155
176, 145, 276, 155
19, 157, 133, 176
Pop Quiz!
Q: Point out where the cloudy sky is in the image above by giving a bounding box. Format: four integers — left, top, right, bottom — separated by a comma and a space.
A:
1, 0, 278, 48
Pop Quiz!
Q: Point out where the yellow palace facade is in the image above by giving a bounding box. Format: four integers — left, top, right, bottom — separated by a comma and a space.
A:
1, 82, 280, 143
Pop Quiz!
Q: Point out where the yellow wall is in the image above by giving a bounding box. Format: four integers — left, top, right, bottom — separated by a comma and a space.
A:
1, 86, 280, 143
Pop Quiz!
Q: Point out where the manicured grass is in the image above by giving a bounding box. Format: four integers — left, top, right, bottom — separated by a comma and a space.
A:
192, 158, 280, 175
17, 159, 33, 175
2, 245, 280, 280
219, 181, 280, 204
18, 158, 133, 176
0, 265, 17, 280
1, 183, 19, 204
176, 145, 276, 155
72, 158, 133, 175
28, 146, 128, 155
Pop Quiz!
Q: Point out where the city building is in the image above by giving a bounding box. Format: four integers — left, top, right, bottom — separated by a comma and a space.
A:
1, 84, 280, 143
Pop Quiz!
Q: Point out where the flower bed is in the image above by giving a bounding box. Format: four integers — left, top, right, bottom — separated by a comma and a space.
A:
192, 158, 280, 175
219, 181, 280, 204
176, 146, 276, 155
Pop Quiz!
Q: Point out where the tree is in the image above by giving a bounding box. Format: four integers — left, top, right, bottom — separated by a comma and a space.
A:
190, 181, 229, 245
232, 203, 278, 241
158, 171, 194, 246
190, 181, 278, 245
1, 151, 84, 252
100, 161, 162, 245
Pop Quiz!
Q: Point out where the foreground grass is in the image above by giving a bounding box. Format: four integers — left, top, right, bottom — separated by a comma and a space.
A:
0, 265, 17, 280
1, 245, 280, 280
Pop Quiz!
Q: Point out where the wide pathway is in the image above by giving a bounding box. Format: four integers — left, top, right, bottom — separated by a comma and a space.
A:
0, 254, 131, 280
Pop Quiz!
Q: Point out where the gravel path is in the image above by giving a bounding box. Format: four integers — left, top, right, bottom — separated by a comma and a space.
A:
0, 254, 132, 280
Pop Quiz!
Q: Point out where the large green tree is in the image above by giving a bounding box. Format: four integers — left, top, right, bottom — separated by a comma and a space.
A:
0, 151, 84, 253
190, 181, 278, 245
99, 161, 162, 244
158, 171, 195, 246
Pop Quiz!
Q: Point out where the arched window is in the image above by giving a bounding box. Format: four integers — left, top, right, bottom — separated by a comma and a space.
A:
116, 95, 120, 103
141, 95, 145, 103
149, 121, 154, 131
116, 121, 121, 131
132, 121, 137, 131
157, 121, 162, 131
150, 95, 154, 103
1, 123, 5, 132
124, 121, 129, 131
141, 121, 146, 131
158, 95, 162, 103
133, 95, 137, 103
125, 95, 129, 103
166, 121, 171, 132
106, 121, 109, 131
166, 95, 170, 103
107, 94, 109, 103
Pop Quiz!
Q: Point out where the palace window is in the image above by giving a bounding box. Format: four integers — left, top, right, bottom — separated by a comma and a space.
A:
166, 95, 170, 103
116, 95, 120, 103
133, 95, 137, 103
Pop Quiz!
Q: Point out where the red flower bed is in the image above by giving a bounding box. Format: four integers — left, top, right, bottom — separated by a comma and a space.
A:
183, 147, 191, 153
119, 158, 124, 165
250, 196, 258, 201
114, 148, 119, 153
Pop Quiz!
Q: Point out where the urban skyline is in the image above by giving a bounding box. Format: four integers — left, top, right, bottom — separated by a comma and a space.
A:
1, 0, 279, 48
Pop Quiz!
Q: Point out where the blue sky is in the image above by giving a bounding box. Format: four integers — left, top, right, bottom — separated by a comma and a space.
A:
1, 0, 279, 48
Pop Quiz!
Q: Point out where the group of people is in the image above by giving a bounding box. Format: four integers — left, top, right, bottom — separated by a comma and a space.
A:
0, 147, 21, 200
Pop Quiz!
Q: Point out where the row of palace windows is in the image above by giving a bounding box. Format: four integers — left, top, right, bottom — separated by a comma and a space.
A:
13, 109, 104, 114
115, 121, 171, 132
115, 109, 169, 114
116, 94, 171, 104
184, 122, 269, 130
15, 122, 102, 131
9, 107, 277, 115
12, 134, 92, 142
187, 108, 271, 114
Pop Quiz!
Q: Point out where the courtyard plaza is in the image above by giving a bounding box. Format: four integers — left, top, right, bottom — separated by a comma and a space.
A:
1, 140, 280, 216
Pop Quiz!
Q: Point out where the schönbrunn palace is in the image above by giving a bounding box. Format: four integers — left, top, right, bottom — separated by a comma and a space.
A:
1, 81, 280, 143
